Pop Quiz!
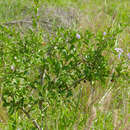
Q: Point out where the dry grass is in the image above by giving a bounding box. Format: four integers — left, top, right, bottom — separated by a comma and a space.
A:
99, 87, 113, 112
85, 105, 97, 130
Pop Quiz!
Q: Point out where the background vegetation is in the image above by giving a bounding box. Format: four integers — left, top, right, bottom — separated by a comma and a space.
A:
0, 0, 129, 129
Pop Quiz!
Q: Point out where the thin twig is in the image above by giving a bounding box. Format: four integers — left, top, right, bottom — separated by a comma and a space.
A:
0, 19, 50, 26
21, 107, 40, 130
40, 104, 49, 130
73, 77, 86, 88
38, 68, 48, 130
61, 76, 86, 92
1, 20, 32, 25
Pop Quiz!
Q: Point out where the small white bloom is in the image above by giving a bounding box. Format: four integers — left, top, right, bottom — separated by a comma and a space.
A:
103, 32, 106, 36
11, 65, 15, 71
115, 48, 123, 53
76, 33, 81, 39
127, 53, 130, 60
115, 48, 123, 59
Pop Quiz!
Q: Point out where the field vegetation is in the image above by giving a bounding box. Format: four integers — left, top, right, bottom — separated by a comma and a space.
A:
0, 0, 129, 129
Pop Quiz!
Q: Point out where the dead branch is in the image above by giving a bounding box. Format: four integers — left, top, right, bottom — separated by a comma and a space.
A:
0, 19, 50, 26
0, 20, 32, 25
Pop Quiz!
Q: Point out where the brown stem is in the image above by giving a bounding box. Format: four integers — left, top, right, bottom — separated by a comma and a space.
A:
21, 108, 40, 130
1, 20, 32, 25
0, 19, 50, 26
61, 76, 86, 92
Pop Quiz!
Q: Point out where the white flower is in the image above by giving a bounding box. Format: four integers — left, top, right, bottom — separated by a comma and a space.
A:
115, 48, 123, 53
115, 48, 123, 59
76, 33, 81, 39
103, 32, 106, 36
127, 53, 130, 60
11, 65, 15, 71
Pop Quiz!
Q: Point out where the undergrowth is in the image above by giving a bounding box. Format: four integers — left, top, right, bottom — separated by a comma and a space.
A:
0, 0, 129, 130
